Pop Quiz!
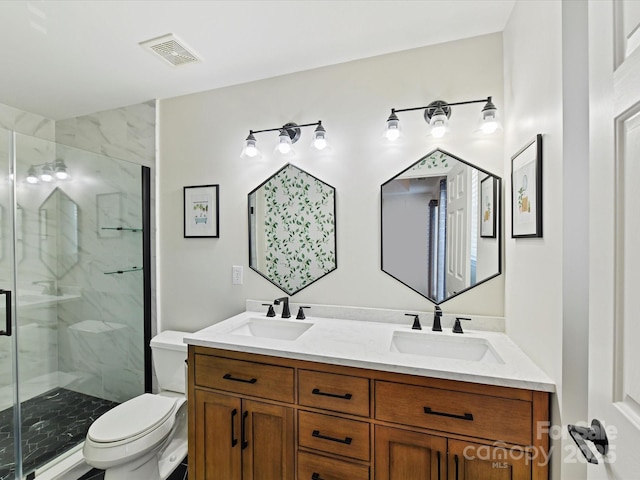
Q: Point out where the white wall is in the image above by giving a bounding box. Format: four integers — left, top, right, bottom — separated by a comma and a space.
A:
504, 1, 589, 479
158, 33, 505, 333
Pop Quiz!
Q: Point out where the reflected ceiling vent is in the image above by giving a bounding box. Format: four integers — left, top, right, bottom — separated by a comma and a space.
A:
139, 33, 201, 67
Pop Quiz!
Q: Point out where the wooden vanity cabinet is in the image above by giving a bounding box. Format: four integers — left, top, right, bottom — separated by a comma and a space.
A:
188, 346, 549, 480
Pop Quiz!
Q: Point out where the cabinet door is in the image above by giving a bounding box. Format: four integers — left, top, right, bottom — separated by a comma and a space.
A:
193, 390, 242, 480
448, 439, 531, 480
375, 425, 447, 480
242, 399, 294, 480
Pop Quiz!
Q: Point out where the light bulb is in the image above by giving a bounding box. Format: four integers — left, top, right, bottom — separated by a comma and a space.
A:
277, 129, 292, 154
385, 112, 400, 141
480, 97, 500, 135
55, 170, 69, 180
429, 107, 448, 138
40, 165, 53, 182
431, 121, 446, 138
481, 118, 498, 135
312, 123, 327, 150
54, 159, 69, 179
243, 132, 258, 158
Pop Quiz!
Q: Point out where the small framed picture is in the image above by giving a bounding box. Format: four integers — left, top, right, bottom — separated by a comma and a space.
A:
184, 184, 219, 238
511, 134, 543, 238
480, 176, 496, 238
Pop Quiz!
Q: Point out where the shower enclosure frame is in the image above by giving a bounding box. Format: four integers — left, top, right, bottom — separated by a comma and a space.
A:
0, 128, 152, 480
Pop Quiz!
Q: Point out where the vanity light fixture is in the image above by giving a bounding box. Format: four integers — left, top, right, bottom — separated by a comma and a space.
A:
25, 159, 70, 184
385, 96, 501, 140
242, 121, 328, 158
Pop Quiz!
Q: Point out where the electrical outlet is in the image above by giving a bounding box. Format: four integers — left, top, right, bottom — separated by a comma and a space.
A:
232, 265, 243, 285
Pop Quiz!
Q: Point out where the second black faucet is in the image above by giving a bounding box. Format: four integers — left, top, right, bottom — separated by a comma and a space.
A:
274, 297, 291, 318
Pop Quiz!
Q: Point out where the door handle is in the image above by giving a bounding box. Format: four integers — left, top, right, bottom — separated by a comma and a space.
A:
0, 290, 11, 336
568, 419, 609, 464
241, 410, 249, 450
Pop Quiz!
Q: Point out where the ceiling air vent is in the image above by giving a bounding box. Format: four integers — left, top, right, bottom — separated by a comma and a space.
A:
139, 33, 201, 67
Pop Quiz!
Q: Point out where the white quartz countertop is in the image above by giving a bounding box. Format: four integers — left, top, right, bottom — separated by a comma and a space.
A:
184, 310, 555, 393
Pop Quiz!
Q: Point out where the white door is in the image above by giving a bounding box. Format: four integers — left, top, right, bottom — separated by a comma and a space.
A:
445, 161, 470, 297
588, 0, 640, 476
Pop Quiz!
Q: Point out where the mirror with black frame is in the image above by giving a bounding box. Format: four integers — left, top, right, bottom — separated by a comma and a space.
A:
381, 149, 501, 304
39, 187, 79, 278
248, 163, 337, 295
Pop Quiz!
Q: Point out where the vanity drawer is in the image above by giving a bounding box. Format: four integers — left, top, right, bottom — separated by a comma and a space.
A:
298, 451, 369, 480
299, 411, 370, 461
299, 370, 370, 417
375, 381, 532, 445
194, 354, 294, 403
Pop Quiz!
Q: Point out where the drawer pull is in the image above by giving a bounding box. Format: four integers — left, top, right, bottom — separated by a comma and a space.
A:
312, 429, 352, 445
230, 408, 238, 447
311, 474, 324, 480
423, 406, 474, 421
311, 388, 353, 400
223, 373, 257, 384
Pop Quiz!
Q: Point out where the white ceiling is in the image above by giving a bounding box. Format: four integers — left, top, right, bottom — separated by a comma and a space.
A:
0, 0, 515, 120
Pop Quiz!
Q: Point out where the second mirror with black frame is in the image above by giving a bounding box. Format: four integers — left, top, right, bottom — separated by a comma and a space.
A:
381, 149, 501, 304
39, 187, 79, 278
248, 163, 337, 295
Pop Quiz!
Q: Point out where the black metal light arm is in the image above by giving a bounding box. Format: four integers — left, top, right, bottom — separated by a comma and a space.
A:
249, 120, 322, 136
391, 97, 493, 115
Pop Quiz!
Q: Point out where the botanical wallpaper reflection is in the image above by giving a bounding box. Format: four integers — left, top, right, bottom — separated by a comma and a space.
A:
258, 165, 336, 294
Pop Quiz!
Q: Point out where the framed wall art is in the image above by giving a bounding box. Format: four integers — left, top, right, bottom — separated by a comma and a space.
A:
184, 184, 219, 238
511, 134, 543, 238
480, 175, 496, 238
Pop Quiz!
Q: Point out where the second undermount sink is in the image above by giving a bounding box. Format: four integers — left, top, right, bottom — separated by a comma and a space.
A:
390, 330, 504, 364
229, 318, 314, 341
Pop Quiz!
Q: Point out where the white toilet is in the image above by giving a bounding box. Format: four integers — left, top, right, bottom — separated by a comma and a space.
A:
82, 330, 190, 480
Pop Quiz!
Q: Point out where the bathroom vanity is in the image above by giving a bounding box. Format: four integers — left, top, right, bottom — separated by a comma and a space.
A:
185, 307, 554, 480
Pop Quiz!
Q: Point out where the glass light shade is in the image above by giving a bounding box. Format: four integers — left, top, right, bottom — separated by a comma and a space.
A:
40, 164, 53, 182
385, 112, 400, 141
54, 160, 69, 179
312, 124, 327, 150
429, 107, 448, 138
26, 166, 39, 184
479, 98, 501, 135
243, 133, 258, 158
277, 129, 293, 154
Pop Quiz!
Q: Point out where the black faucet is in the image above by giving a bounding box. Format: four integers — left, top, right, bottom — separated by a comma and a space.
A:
432, 306, 443, 332
274, 297, 291, 318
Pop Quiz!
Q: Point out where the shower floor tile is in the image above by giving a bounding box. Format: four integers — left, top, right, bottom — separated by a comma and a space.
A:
0, 387, 118, 480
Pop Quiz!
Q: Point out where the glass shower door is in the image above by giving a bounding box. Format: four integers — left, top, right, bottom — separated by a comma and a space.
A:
0, 128, 21, 480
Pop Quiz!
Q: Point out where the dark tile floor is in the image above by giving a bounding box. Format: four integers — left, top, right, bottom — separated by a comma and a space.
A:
78, 457, 188, 480
0, 388, 118, 480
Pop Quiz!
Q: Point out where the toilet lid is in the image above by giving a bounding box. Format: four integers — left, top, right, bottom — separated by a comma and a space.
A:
88, 393, 177, 443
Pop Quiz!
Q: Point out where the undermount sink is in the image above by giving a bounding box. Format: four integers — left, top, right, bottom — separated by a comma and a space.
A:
229, 318, 313, 341
390, 330, 503, 364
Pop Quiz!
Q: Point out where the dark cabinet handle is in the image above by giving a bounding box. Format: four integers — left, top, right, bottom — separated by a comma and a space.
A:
230, 408, 238, 447
241, 411, 249, 449
0, 290, 11, 337
311, 388, 352, 400
437, 451, 441, 480
455, 454, 459, 480
568, 419, 609, 464
424, 406, 473, 421
312, 429, 352, 445
223, 373, 257, 384
311, 474, 324, 480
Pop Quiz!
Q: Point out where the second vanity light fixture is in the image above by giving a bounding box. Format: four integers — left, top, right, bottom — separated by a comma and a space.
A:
242, 121, 327, 158
26, 159, 69, 184
385, 96, 501, 141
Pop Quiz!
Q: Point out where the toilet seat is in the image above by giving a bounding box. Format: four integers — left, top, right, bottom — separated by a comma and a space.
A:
88, 394, 178, 446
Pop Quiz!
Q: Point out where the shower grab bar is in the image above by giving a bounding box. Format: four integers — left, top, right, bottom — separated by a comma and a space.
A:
0, 289, 12, 336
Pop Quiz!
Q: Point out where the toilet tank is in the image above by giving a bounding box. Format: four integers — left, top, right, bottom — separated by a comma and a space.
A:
150, 330, 189, 394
